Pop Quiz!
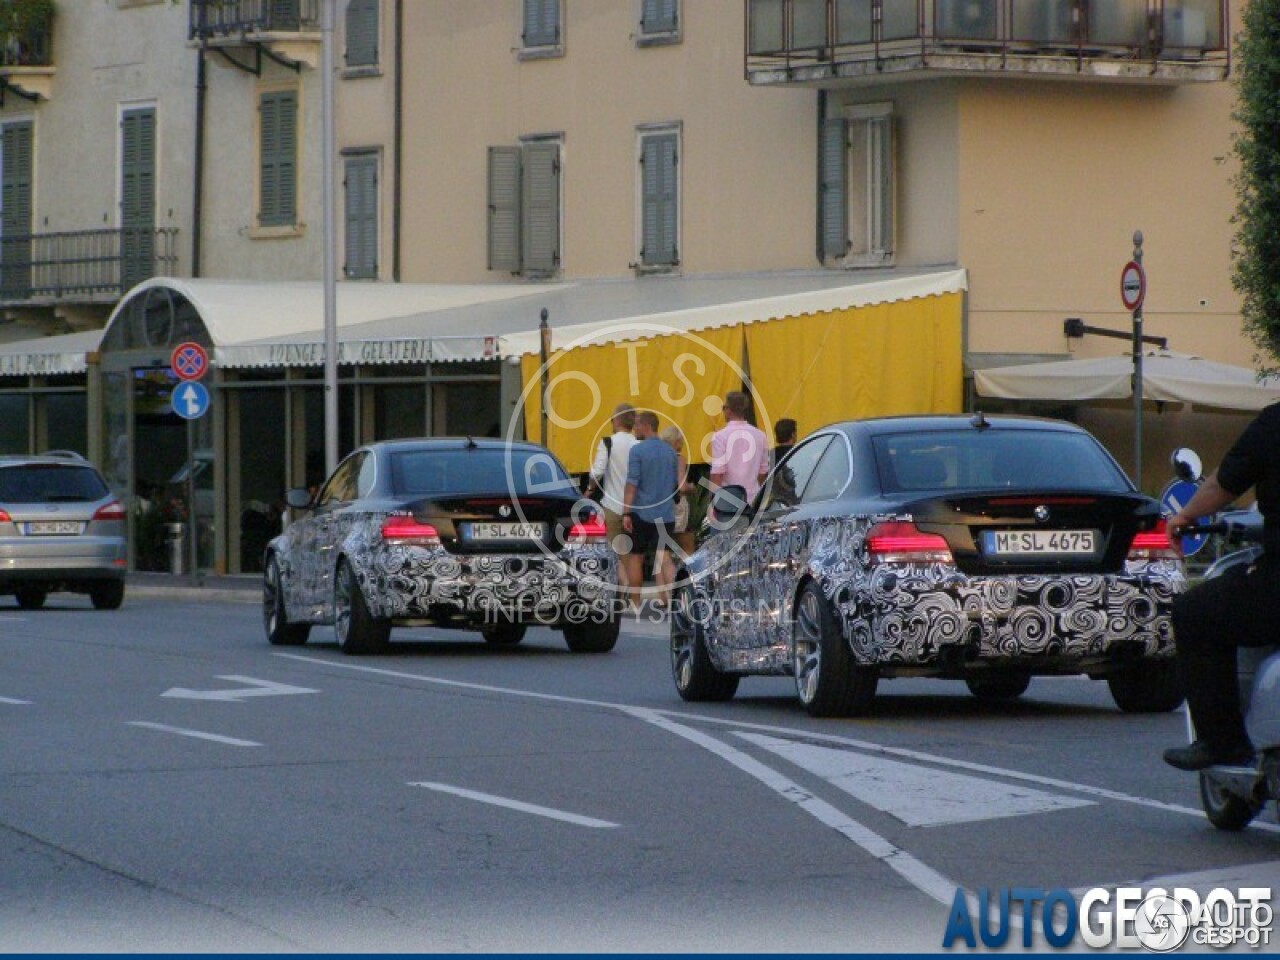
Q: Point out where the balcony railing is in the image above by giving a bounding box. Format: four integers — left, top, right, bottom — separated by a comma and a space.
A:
189, 0, 320, 40
0, 3, 53, 67
746, 0, 1229, 82
0, 228, 178, 304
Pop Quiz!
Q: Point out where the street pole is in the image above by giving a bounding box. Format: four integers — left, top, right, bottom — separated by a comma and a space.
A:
1131, 231, 1144, 487
539, 308, 550, 447
321, 0, 339, 477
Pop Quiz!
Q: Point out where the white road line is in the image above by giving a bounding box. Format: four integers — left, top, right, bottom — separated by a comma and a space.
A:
0, 696, 32, 705
738, 732, 1093, 827
126, 721, 261, 747
408, 781, 619, 829
273, 653, 1276, 831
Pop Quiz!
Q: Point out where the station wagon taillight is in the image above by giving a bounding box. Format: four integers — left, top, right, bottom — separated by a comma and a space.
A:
1128, 520, 1179, 561
92, 501, 126, 521
567, 515, 607, 544
381, 515, 441, 546
0, 508, 10, 522
867, 521, 954, 565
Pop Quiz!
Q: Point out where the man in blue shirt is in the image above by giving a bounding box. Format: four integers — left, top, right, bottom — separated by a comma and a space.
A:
622, 411, 679, 611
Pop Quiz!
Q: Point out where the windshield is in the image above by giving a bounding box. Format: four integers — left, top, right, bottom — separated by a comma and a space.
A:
0, 464, 110, 503
389, 448, 576, 498
872, 429, 1132, 495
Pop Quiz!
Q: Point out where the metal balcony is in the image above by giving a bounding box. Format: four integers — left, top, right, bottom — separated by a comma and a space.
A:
0, 228, 178, 306
189, 0, 320, 39
746, 0, 1229, 85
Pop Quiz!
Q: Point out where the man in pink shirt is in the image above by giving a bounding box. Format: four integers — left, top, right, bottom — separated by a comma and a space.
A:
709, 391, 770, 501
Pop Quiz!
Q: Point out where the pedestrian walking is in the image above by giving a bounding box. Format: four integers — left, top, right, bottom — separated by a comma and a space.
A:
773, 418, 797, 464
622, 411, 679, 610
589, 403, 637, 591
660, 425, 697, 558
709, 391, 769, 502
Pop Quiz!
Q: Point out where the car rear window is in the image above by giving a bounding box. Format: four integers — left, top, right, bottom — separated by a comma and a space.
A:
872, 429, 1131, 494
0, 464, 110, 503
389, 448, 576, 498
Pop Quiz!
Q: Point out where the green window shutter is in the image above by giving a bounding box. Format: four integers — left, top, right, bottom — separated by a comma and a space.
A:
344, 154, 378, 279
641, 0, 678, 34
521, 142, 560, 275
120, 108, 156, 291
818, 116, 848, 262
641, 133, 678, 267
1, 121, 32, 295
870, 115, 894, 256
260, 91, 298, 227
487, 146, 522, 272
345, 0, 379, 66
523, 0, 559, 47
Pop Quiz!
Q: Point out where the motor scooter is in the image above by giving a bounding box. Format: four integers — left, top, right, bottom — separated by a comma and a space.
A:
1169, 447, 1279, 830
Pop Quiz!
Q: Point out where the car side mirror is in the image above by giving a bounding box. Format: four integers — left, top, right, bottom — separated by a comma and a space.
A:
709, 485, 751, 527
285, 488, 314, 511
1171, 447, 1203, 483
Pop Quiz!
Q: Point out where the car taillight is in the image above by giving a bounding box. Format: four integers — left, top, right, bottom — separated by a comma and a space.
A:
866, 521, 953, 565
1128, 520, 1179, 561
567, 515, 607, 544
0, 508, 10, 522
381, 515, 441, 545
92, 500, 126, 521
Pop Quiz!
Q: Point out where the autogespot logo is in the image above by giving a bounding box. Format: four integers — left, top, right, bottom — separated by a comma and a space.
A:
504, 321, 774, 596
941, 886, 1273, 952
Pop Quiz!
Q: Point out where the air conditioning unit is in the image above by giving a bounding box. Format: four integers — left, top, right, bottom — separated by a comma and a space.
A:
937, 0, 997, 40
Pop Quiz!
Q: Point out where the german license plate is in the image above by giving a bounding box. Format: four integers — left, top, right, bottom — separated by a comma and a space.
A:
468, 522, 543, 541
985, 529, 1097, 556
25, 520, 82, 536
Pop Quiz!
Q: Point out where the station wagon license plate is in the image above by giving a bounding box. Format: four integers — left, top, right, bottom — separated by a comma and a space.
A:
25, 520, 82, 536
467, 522, 544, 541
985, 529, 1097, 556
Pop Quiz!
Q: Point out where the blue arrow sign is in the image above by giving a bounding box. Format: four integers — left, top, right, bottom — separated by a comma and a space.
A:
173, 380, 210, 421
1160, 478, 1208, 557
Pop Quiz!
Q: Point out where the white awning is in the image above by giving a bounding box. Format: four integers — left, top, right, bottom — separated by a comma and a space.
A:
973, 351, 1280, 412
0, 329, 102, 376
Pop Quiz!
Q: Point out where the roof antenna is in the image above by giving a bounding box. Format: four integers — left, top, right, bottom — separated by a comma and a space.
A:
970, 411, 990, 430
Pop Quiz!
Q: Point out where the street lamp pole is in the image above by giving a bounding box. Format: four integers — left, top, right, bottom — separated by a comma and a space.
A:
321, 0, 339, 476
1131, 230, 1144, 487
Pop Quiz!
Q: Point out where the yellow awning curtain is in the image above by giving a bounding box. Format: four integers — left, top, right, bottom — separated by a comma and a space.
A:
742, 292, 964, 435
521, 325, 747, 475
521, 293, 962, 473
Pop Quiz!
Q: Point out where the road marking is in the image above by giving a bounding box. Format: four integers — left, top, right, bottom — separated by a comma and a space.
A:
126, 721, 261, 747
0, 696, 32, 705
274, 653, 1279, 831
408, 781, 619, 829
161, 675, 319, 702
737, 732, 1093, 827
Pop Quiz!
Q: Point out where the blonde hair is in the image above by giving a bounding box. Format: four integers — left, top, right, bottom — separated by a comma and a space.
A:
659, 425, 683, 451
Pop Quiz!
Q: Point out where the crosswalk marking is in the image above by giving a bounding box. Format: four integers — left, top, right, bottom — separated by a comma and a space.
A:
739, 732, 1094, 827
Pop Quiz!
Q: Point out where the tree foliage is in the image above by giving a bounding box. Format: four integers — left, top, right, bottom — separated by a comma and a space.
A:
1233, 0, 1280, 372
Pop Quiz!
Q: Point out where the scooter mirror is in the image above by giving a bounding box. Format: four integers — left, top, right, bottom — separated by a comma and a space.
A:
1171, 447, 1203, 483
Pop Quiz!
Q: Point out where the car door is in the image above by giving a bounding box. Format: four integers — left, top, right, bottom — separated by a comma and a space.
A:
743, 434, 835, 654
296, 453, 363, 616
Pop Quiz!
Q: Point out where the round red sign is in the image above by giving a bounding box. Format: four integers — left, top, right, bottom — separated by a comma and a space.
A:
1121, 261, 1146, 312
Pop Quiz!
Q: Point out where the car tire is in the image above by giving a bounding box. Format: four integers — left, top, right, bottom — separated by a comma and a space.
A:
483, 623, 527, 647
792, 580, 877, 717
264, 556, 310, 647
563, 616, 620, 654
965, 673, 1032, 701
334, 560, 390, 655
89, 581, 125, 611
1199, 772, 1258, 832
15, 587, 46, 610
1106, 660, 1184, 713
670, 585, 738, 702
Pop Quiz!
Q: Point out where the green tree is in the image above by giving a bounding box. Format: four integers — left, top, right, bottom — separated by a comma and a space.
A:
1233, 0, 1280, 372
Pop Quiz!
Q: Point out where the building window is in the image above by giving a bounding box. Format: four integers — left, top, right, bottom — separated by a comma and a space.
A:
487, 138, 561, 277
345, 0, 379, 68
637, 126, 679, 272
638, 0, 679, 44
819, 102, 894, 267
259, 90, 298, 228
344, 151, 379, 279
521, 0, 562, 55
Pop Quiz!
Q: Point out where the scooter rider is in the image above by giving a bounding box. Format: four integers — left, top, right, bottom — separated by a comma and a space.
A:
1164, 402, 1280, 771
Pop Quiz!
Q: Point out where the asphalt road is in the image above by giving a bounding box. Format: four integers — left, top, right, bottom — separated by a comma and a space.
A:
2, 590, 1278, 952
